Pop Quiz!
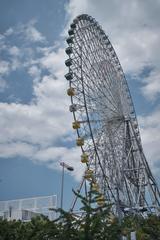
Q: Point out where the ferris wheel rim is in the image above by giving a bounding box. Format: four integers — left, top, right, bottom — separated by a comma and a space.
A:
65, 14, 160, 215
66, 14, 140, 148
65, 14, 141, 197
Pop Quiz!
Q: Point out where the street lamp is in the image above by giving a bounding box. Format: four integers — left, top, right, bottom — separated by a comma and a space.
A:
60, 162, 74, 209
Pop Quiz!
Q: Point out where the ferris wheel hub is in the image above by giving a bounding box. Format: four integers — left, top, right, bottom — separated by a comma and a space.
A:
65, 14, 160, 216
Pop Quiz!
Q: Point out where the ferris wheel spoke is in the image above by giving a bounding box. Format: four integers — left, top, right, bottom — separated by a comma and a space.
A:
85, 59, 122, 113
80, 27, 113, 72
78, 24, 101, 55
73, 32, 121, 108
80, 84, 120, 115
94, 123, 124, 156
72, 35, 108, 75
71, 64, 120, 114
74, 32, 117, 95
82, 72, 120, 113
66, 14, 160, 214
87, 62, 121, 109
71, 92, 115, 115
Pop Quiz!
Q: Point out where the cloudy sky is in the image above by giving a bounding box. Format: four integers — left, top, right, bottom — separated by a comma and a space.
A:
0, 0, 160, 210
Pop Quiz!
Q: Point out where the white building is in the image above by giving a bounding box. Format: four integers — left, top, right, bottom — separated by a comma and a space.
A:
0, 195, 57, 221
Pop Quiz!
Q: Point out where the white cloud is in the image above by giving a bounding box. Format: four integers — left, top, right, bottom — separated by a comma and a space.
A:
0, 60, 10, 75
1, 1, 160, 184
141, 69, 160, 101
0, 78, 7, 92
5, 28, 14, 36
65, 0, 160, 180
138, 108, 160, 176
65, 0, 160, 98
0, 141, 84, 181
4, 21, 46, 44
25, 26, 45, 43
28, 65, 41, 83
10, 58, 21, 71
40, 47, 65, 78
0, 26, 82, 180
0, 97, 70, 147
0, 7, 90, 187
0, 142, 37, 159
33, 146, 84, 181
0, 21, 48, 90
8, 46, 21, 56
24, 20, 46, 43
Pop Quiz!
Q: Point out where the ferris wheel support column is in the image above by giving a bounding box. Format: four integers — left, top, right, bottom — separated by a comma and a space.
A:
115, 187, 123, 222
65, 14, 160, 216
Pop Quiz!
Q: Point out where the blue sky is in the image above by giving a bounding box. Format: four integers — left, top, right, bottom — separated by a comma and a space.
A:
0, 0, 79, 210
0, 0, 160, 211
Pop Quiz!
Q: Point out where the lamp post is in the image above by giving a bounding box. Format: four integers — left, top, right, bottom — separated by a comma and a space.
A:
60, 162, 74, 209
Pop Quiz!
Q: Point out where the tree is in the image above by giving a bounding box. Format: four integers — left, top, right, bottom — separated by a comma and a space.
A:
1, 186, 160, 240
69, 184, 121, 240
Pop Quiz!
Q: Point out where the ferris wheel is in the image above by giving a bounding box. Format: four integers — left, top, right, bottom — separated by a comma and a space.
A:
65, 14, 160, 215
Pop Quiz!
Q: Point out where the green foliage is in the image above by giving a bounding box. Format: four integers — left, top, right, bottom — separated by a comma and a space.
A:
121, 214, 160, 240
72, 188, 121, 240
0, 216, 60, 240
0, 187, 160, 240
137, 214, 160, 240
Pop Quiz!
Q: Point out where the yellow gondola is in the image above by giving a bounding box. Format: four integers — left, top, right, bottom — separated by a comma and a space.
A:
92, 182, 99, 192
108, 213, 116, 224
72, 121, 80, 129
76, 137, 84, 146
80, 223, 85, 229
96, 195, 105, 206
84, 169, 93, 180
97, 200, 105, 206
67, 87, 76, 96
81, 153, 88, 163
